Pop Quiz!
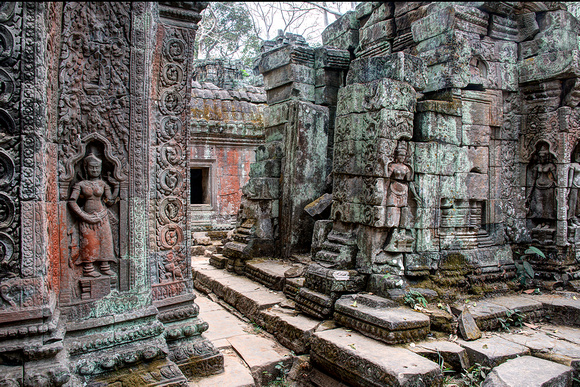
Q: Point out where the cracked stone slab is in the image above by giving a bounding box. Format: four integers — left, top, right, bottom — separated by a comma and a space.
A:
310, 327, 442, 386
227, 334, 293, 386
458, 336, 530, 368
482, 355, 572, 387
498, 329, 580, 370
334, 294, 430, 344
188, 349, 254, 387
408, 340, 470, 370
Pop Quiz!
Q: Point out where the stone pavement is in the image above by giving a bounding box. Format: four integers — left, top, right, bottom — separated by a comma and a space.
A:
190, 255, 580, 386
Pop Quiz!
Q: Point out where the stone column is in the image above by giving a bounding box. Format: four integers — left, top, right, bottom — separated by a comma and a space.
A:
150, 1, 223, 379
0, 2, 222, 385
0, 2, 70, 385
223, 33, 340, 265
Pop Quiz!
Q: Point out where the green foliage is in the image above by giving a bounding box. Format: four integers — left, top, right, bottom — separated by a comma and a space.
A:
404, 290, 428, 309
265, 360, 291, 387
461, 363, 490, 387
514, 245, 544, 287
250, 320, 263, 334
497, 309, 525, 332
195, 2, 260, 64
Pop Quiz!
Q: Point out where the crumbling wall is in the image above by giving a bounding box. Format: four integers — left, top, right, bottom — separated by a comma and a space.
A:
188, 80, 266, 232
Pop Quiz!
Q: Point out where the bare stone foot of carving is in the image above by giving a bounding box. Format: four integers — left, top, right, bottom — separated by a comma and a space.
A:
83, 263, 101, 277
100, 262, 114, 276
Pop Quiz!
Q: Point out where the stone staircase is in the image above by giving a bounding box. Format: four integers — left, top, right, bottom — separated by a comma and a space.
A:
314, 229, 358, 267
193, 255, 580, 386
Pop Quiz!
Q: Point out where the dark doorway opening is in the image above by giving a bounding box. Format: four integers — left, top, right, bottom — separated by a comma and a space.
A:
190, 168, 209, 204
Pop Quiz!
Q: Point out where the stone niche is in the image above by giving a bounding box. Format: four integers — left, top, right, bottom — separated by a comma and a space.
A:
0, 2, 223, 385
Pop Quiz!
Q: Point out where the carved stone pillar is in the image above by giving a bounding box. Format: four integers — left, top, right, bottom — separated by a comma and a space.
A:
0, 2, 70, 385
151, 1, 223, 379
0, 1, 223, 385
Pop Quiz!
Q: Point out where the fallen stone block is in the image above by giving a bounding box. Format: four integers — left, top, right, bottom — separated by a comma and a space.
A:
458, 309, 482, 341
310, 327, 442, 386
458, 336, 530, 368
408, 340, 470, 371
482, 355, 572, 387
334, 294, 430, 344
227, 334, 293, 387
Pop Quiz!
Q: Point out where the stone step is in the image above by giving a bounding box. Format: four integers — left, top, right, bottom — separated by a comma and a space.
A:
497, 326, 580, 371
244, 259, 301, 291
452, 295, 544, 331
227, 334, 294, 387
483, 355, 573, 387
193, 262, 286, 327
524, 293, 580, 327
209, 253, 227, 269
283, 277, 304, 301
458, 336, 530, 369
188, 349, 255, 387
260, 307, 328, 354
310, 327, 443, 386
334, 294, 430, 344
295, 287, 337, 319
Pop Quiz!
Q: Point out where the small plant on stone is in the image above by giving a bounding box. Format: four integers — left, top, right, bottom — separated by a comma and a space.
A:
250, 320, 263, 334
497, 309, 525, 332
461, 363, 490, 387
266, 360, 291, 387
514, 246, 544, 287
404, 289, 428, 309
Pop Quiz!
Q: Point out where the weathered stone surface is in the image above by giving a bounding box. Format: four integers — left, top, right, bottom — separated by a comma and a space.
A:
263, 64, 316, 90
260, 307, 323, 354
482, 356, 572, 387
244, 259, 300, 291
257, 45, 315, 74
305, 193, 333, 219
523, 294, 580, 327
227, 334, 294, 386
337, 78, 417, 115
358, 19, 395, 48
295, 287, 337, 319
412, 5, 489, 43
408, 340, 470, 371
334, 294, 430, 344
458, 309, 482, 341
346, 53, 426, 90
200, 308, 250, 344
519, 50, 580, 84
458, 336, 530, 368
311, 328, 443, 386
498, 329, 580, 370
189, 349, 255, 387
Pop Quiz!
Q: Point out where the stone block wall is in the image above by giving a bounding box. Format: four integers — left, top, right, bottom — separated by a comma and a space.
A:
223, 32, 349, 265
188, 80, 266, 232
294, 1, 580, 318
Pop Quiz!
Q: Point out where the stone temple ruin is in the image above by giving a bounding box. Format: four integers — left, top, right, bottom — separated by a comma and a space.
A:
2, 1, 580, 386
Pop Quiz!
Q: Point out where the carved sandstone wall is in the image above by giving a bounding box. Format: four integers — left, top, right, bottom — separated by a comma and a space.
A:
0, 2, 224, 385
221, 2, 580, 319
